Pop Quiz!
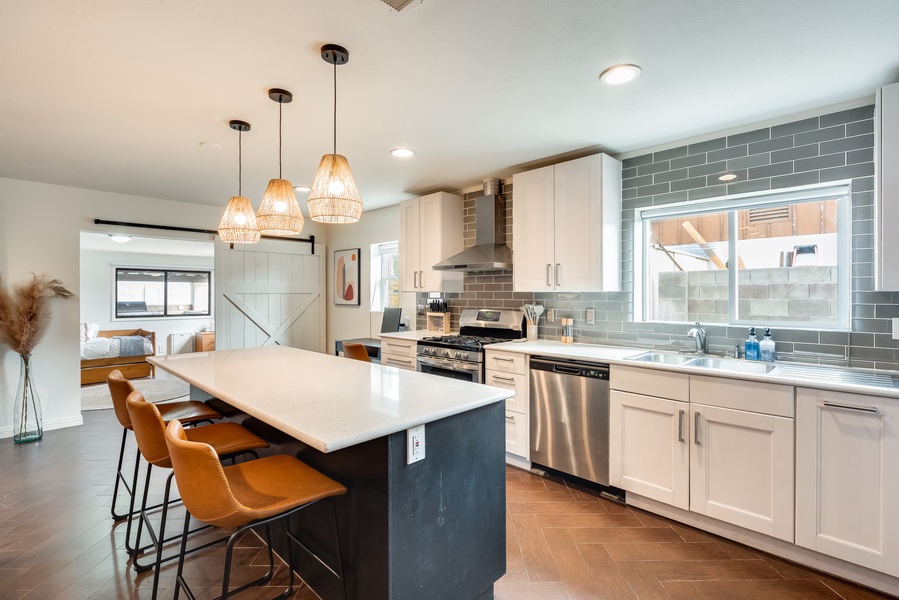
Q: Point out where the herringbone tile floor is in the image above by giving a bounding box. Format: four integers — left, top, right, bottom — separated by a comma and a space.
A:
0, 409, 892, 599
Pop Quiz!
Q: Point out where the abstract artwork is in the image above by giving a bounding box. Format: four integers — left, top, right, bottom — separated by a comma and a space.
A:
334, 248, 361, 305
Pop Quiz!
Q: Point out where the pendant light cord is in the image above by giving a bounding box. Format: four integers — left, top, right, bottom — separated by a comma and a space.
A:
238, 129, 243, 196
278, 96, 283, 178
333, 60, 337, 155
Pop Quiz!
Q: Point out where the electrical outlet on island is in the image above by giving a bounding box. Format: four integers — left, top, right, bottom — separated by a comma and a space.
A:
407, 424, 425, 464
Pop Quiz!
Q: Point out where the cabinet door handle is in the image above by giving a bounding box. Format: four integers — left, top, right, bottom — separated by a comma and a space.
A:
546, 264, 552, 287
678, 409, 685, 442
413, 270, 419, 289
419, 270, 424, 289
694, 411, 701, 445
823, 401, 880, 415
505, 414, 515, 422
555, 263, 561, 287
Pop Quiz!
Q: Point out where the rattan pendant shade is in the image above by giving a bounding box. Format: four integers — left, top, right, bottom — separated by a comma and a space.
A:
257, 178, 305, 235
218, 195, 261, 244
308, 44, 362, 224
307, 153, 362, 223
218, 120, 260, 244
256, 89, 304, 236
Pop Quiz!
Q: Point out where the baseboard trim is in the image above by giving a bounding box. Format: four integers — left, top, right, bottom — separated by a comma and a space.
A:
0, 415, 83, 439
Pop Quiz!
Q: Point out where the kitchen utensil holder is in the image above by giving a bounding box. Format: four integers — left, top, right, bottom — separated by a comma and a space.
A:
426, 312, 451, 333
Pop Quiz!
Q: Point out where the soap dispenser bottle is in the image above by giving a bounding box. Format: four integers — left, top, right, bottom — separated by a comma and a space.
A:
745, 327, 760, 361
760, 327, 776, 362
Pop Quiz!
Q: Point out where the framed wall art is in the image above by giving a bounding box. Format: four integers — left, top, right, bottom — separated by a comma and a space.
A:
334, 248, 361, 305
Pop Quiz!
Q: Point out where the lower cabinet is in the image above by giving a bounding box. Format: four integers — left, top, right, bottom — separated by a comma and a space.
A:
379, 338, 418, 371
610, 367, 795, 542
796, 387, 899, 575
485, 350, 529, 464
610, 389, 689, 510
690, 403, 794, 542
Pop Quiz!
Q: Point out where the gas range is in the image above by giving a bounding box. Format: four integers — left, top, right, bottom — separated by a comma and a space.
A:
416, 309, 525, 383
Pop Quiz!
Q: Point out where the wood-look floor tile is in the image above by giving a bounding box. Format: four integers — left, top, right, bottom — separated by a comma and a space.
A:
494, 580, 572, 599
821, 576, 897, 599
661, 580, 708, 600
510, 514, 562, 582
507, 500, 610, 516
691, 578, 846, 599
569, 527, 684, 545
534, 512, 647, 529
604, 541, 731, 562
619, 558, 783, 582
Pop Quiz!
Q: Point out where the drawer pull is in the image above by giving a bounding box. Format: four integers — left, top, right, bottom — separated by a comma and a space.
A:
386, 343, 409, 349
694, 411, 701, 445
678, 409, 685, 442
386, 358, 411, 365
494, 357, 514, 362
823, 401, 880, 415
492, 375, 515, 383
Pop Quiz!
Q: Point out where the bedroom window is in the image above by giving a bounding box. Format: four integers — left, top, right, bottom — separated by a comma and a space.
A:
115, 268, 211, 318
635, 182, 851, 330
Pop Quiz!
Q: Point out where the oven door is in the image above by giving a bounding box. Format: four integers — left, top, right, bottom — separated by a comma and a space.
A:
417, 356, 483, 384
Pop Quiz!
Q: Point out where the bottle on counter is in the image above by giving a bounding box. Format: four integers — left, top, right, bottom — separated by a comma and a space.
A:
745, 327, 760, 361
760, 327, 776, 362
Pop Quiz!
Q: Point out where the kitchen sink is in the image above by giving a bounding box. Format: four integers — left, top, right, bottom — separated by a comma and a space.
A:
685, 357, 776, 375
626, 352, 696, 365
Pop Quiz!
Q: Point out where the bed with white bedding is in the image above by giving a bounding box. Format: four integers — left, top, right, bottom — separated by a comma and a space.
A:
80, 325, 156, 385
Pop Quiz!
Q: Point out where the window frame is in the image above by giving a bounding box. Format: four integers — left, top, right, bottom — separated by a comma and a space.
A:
634, 181, 852, 331
113, 266, 213, 320
369, 241, 399, 312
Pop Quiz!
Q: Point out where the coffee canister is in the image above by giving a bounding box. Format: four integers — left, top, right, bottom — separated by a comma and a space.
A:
561, 317, 574, 344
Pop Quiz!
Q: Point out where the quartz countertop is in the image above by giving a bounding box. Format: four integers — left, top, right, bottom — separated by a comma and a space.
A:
487, 340, 899, 399
148, 345, 512, 453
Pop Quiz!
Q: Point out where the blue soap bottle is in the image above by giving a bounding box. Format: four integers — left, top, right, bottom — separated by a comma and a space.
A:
745, 327, 760, 361
760, 327, 776, 362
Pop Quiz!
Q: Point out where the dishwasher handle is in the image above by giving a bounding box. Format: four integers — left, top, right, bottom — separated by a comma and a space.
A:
529, 356, 610, 379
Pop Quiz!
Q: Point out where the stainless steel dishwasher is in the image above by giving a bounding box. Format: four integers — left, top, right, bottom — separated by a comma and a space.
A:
529, 356, 610, 485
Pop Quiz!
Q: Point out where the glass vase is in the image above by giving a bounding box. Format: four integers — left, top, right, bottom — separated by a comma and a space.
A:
13, 354, 43, 444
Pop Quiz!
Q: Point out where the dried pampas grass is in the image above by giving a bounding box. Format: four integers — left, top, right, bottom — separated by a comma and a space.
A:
0, 274, 74, 356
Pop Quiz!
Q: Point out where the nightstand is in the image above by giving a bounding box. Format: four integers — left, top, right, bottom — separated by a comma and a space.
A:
194, 331, 215, 352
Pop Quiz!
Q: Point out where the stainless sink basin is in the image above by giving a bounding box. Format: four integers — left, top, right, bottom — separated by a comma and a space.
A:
686, 357, 776, 375
626, 352, 696, 365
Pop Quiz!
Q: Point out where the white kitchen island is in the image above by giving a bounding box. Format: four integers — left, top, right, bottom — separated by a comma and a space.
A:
149, 345, 512, 600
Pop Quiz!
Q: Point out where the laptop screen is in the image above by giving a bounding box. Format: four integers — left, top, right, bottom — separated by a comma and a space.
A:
380, 307, 402, 333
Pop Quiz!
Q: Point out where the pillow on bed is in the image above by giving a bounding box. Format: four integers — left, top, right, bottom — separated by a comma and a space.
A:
80, 322, 100, 342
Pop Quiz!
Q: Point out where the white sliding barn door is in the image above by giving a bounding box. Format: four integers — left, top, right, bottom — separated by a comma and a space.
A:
214, 239, 325, 352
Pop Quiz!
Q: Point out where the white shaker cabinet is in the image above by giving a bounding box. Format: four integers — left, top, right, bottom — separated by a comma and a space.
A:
610, 366, 690, 510
485, 349, 529, 467
512, 153, 621, 292
379, 337, 418, 371
796, 388, 899, 575
876, 81, 899, 290
399, 192, 464, 293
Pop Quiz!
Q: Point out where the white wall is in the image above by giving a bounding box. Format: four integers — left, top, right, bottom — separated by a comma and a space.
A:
0, 176, 329, 438
79, 248, 215, 353
325, 204, 416, 354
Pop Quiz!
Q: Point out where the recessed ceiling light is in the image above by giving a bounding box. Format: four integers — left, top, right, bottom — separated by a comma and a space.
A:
108, 234, 132, 243
718, 172, 738, 182
599, 64, 642, 85
293, 185, 311, 193
199, 142, 222, 150
390, 148, 416, 158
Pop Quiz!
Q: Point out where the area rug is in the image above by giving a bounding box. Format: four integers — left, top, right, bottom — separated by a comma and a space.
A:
81, 378, 190, 411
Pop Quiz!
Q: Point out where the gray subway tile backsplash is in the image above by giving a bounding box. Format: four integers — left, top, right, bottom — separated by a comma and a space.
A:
429, 105, 890, 370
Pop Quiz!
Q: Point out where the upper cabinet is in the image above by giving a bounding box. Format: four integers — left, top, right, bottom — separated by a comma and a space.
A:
399, 192, 464, 293
512, 153, 621, 292
876, 81, 899, 290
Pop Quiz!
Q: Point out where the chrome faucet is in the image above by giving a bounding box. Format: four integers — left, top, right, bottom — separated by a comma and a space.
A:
687, 321, 707, 354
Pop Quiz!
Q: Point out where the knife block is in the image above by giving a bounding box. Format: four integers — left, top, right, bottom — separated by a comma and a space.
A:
426, 312, 451, 333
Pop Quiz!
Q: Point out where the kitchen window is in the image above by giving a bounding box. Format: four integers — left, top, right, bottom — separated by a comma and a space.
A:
370, 241, 399, 311
635, 182, 851, 330
115, 268, 211, 318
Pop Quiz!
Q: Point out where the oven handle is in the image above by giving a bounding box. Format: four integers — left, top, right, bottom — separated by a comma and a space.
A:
417, 357, 481, 372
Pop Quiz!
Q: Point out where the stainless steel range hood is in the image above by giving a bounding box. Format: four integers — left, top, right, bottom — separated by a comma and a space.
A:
432, 189, 512, 272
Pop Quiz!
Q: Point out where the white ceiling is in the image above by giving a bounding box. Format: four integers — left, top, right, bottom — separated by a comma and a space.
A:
3, 0, 899, 215
80, 232, 213, 257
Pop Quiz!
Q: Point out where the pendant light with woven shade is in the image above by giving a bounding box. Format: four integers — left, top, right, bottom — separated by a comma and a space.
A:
218, 120, 261, 245
308, 44, 363, 223
256, 89, 305, 236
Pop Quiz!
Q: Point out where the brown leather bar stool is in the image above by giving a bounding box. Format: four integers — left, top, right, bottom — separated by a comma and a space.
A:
106, 370, 221, 556
342, 342, 370, 362
165, 419, 349, 600
126, 390, 269, 600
